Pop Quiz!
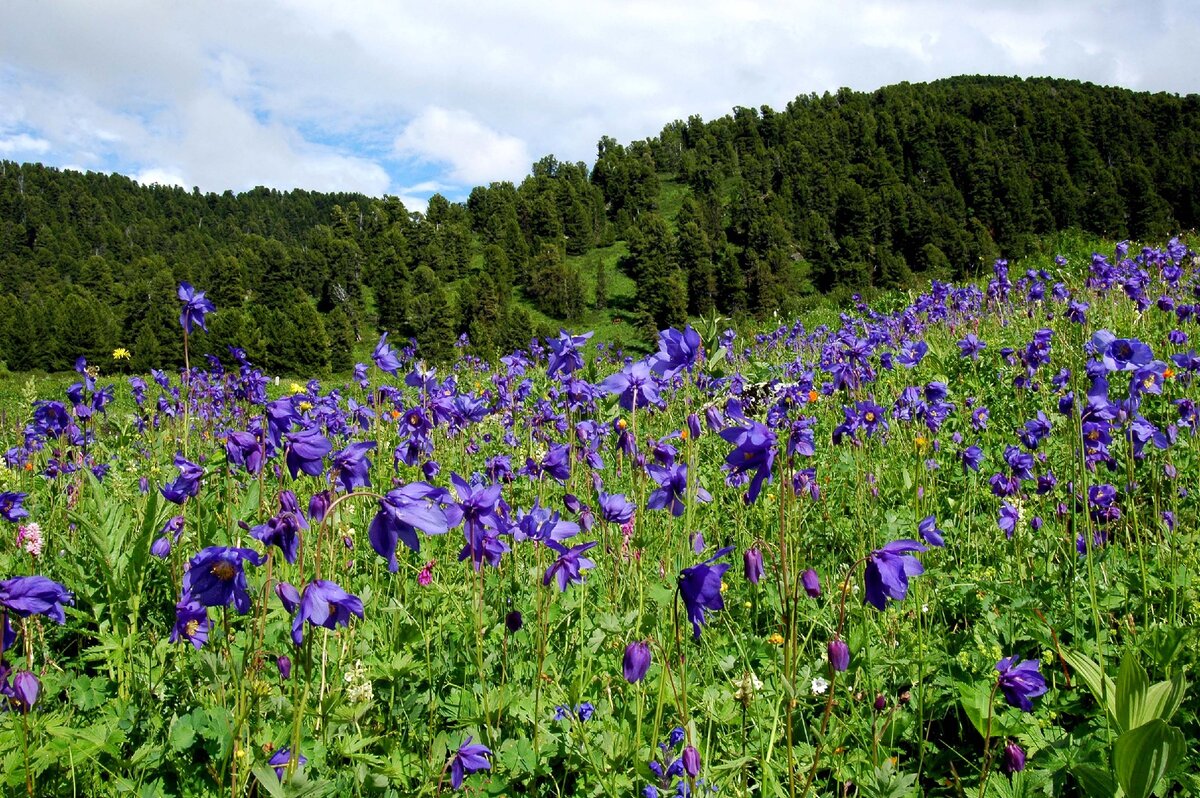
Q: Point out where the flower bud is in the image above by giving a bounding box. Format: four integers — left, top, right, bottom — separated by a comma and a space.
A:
12, 671, 39, 713
681, 745, 700, 778
743, 548, 764, 584
308, 490, 331, 523
623, 641, 651, 683
277, 654, 292, 680
687, 413, 702, 441
874, 693, 887, 712
1002, 742, 1026, 774
801, 568, 821, 597
828, 639, 850, 672
505, 610, 523, 633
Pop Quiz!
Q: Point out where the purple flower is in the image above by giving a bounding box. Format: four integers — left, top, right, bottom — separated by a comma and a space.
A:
596, 491, 635, 525
623, 641, 651, 683
330, 441, 376, 492
0, 575, 73, 623
225, 430, 265, 475
743, 548, 764, 584
177, 282, 215, 333
599, 360, 662, 412
957, 334, 986, 360
917, 515, 945, 548
169, 600, 210, 649
368, 482, 460, 570
372, 332, 403, 375
546, 330, 593, 379
995, 656, 1047, 711
0, 492, 30, 523
649, 325, 703, 378
543, 540, 598, 591
277, 654, 292, 680
1101, 336, 1153, 372
863, 540, 926, 610
678, 546, 732, 639
998, 502, 1019, 539
182, 546, 264, 613
449, 736, 491, 790
681, 745, 700, 778
646, 463, 710, 517
720, 419, 777, 504
291, 579, 365, 645
160, 455, 204, 504
269, 747, 307, 781
10, 670, 39, 713
284, 426, 332, 479
828, 639, 850, 672
801, 568, 821, 598
1002, 742, 1026, 774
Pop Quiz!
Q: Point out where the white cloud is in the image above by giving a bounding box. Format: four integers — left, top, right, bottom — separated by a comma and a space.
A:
0, 132, 50, 155
133, 168, 186, 188
0, 0, 1196, 200
393, 107, 531, 186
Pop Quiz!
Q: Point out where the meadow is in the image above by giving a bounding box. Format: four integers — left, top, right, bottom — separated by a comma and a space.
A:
0, 237, 1197, 798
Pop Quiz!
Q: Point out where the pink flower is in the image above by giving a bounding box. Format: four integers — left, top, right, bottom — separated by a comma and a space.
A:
16, 523, 43, 557
417, 560, 435, 586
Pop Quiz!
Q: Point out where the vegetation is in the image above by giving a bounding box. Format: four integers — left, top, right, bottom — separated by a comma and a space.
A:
1, 76, 1198, 373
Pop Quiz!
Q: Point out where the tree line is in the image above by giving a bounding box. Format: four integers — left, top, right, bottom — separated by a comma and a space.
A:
0, 76, 1195, 373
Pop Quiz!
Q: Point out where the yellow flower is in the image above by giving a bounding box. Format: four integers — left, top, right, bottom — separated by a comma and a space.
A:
767, 633, 784, 646
112, 348, 131, 361
289, 382, 305, 394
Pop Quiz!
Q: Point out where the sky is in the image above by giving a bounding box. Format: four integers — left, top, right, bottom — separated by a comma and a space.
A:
2, 1, 1198, 213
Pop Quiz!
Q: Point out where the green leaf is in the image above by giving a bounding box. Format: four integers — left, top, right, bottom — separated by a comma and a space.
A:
1113, 719, 1184, 798
1071, 764, 1119, 798
1140, 672, 1185, 727
1064, 648, 1117, 727
168, 715, 195, 752
1115, 651, 1149, 733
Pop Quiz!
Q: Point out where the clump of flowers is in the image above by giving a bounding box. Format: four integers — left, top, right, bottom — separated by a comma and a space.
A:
15, 522, 43, 557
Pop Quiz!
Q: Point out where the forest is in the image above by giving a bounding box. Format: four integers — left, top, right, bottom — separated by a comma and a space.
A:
0, 75, 1196, 374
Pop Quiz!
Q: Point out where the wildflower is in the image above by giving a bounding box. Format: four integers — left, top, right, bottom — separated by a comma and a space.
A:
681, 745, 700, 778
1002, 742, 1026, 775
543, 540, 598, 591
160, 455, 204, 505
269, 747, 306, 781
743, 548, 764, 584
177, 282, 215, 333
599, 360, 663, 412
597, 491, 635, 525
811, 677, 830, 695
576, 702, 596, 721
546, 330, 593, 379
418, 560, 435, 586
169, 600, 210, 649
998, 502, 1019, 539
647, 463, 710, 518
623, 642, 652, 683
0, 492, 30, 523
957, 334, 986, 360
505, 610, 523, 632
863, 540, 926, 610
277, 655, 292, 680
368, 482, 460, 570
828, 639, 850, 672
649, 325, 702, 378
0, 575, 73, 623
678, 546, 733, 639
112, 347, 131, 361
291, 579, 365, 645
995, 656, 1047, 711
733, 671, 763, 705
801, 568, 821, 597
10, 671, 39, 713
181, 547, 264, 613
449, 736, 491, 790
372, 332, 403, 375
15, 523, 43, 557
330, 441, 377, 492
720, 418, 777, 503
284, 426, 332, 480
918, 515, 945, 547
767, 633, 784, 645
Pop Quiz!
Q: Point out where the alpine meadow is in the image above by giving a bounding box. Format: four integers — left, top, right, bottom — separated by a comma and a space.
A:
0, 75, 1197, 798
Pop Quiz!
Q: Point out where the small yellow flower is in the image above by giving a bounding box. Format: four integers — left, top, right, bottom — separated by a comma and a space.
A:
720, 580, 728, 593
617, 418, 628, 430
112, 348, 131, 360
298, 401, 314, 412
289, 382, 305, 394
767, 633, 784, 646
680, 428, 689, 440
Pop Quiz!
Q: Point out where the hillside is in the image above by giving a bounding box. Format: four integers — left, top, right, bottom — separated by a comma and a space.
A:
0, 75, 1197, 373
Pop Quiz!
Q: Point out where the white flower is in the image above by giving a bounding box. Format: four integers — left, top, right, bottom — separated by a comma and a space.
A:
811, 677, 830, 695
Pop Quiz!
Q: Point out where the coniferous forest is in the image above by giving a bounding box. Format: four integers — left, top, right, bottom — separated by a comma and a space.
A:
0, 75, 1197, 374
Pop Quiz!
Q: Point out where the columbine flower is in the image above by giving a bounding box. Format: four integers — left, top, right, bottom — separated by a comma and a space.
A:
597, 491, 635, 525
647, 463, 710, 517
743, 548, 764, 584
291, 579, 364, 645
0, 575, 73, 623
269, 747, 306, 781
330, 441, 376, 492
10, 670, 40, 713
1002, 742, 1026, 775
181, 547, 264, 613
372, 332, 403, 375
720, 418, 777, 504
368, 482, 460, 570
801, 568, 821, 597
863, 540, 926, 610
599, 360, 662, 412
0, 492, 30, 523
623, 641, 652, 683
828, 638, 850, 672
918, 515, 945, 547
449, 737, 491, 790
678, 546, 732, 639
284, 426, 332, 480
543, 540, 597, 591
995, 656, 1047, 712
169, 600, 210, 649
177, 282, 215, 333
160, 455, 204, 505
